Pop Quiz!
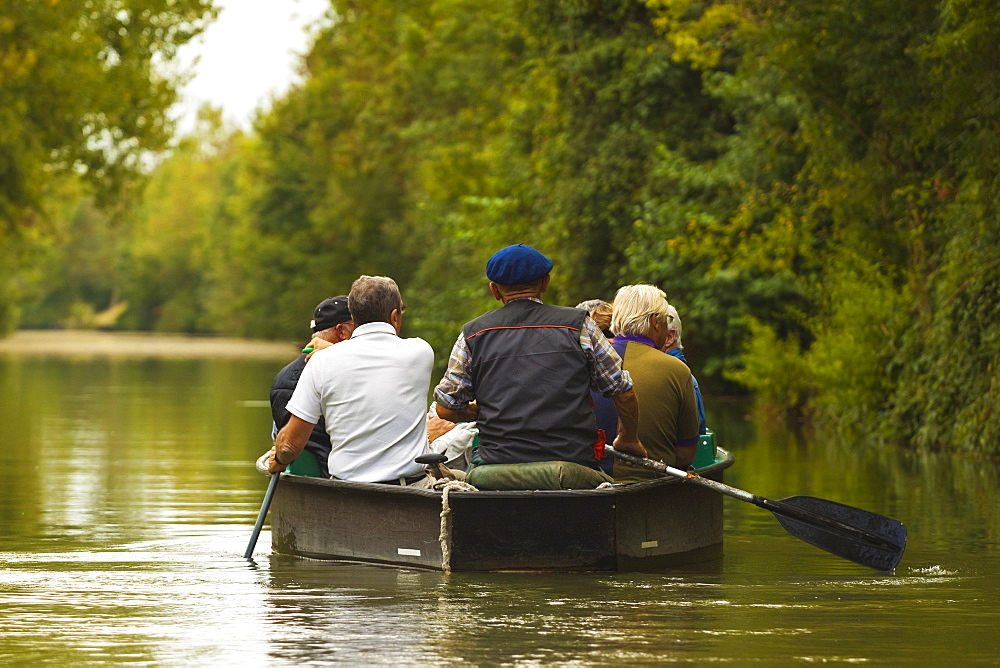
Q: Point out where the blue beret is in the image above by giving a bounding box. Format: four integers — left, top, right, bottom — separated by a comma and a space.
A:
486, 244, 554, 285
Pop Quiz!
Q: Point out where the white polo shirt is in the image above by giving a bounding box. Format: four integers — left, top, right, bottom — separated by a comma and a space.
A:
286, 321, 434, 482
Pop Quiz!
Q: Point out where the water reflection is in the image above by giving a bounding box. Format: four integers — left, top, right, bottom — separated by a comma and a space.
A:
257, 561, 727, 664
0, 341, 997, 664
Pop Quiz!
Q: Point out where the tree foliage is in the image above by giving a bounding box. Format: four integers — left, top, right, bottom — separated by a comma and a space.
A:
8, 0, 999, 452
658, 0, 1000, 450
0, 0, 216, 219
119, 106, 245, 333
0, 0, 216, 333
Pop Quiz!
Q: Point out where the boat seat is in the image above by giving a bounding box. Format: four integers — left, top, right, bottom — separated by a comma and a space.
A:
466, 460, 614, 490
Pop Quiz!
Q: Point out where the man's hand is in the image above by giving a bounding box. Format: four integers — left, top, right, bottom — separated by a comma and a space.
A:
613, 435, 647, 459
267, 446, 288, 474
304, 337, 333, 361
270, 415, 314, 473
427, 414, 456, 442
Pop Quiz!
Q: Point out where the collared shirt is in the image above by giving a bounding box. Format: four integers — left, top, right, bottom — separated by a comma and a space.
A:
434, 298, 632, 410
287, 321, 434, 482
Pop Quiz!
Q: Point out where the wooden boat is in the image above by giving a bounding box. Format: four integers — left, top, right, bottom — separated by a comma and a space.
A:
267, 444, 735, 572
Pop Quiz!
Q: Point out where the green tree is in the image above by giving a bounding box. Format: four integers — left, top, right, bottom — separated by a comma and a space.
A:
647, 0, 1000, 450
120, 107, 245, 333
18, 181, 122, 329
0, 0, 217, 333
229, 0, 526, 343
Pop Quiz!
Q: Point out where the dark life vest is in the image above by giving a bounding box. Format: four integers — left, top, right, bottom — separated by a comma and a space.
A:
462, 299, 598, 466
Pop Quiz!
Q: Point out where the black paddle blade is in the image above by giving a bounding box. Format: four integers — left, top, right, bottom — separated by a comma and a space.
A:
769, 496, 907, 571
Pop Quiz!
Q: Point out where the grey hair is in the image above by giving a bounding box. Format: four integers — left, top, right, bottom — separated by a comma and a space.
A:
665, 303, 683, 349
575, 299, 613, 338
348, 275, 403, 325
574, 298, 607, 313
611, 284, 671, 338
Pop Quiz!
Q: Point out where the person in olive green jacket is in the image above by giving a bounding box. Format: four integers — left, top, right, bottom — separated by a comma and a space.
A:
608, 284, 700, 483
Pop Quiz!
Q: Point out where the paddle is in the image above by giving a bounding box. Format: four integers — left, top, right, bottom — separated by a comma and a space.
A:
606, 446, 907, 571
243, 472, 280, 560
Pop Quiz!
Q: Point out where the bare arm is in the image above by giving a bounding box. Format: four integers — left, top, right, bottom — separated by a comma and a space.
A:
611, 388, 646, 458
268, 415, 315, 473
435, 400, 479, 424
674, 444, 697, 470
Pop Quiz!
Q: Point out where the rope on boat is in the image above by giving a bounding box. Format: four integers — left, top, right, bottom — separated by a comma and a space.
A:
436, 479, 478, 573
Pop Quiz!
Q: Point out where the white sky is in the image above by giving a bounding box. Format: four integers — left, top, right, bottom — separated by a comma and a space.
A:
173, 0, 330, 135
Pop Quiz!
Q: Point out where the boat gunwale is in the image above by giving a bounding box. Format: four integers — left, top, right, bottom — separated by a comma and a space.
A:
274, 448, 734, 498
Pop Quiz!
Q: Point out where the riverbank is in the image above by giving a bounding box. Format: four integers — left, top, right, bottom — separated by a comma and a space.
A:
0, 329, 299, 359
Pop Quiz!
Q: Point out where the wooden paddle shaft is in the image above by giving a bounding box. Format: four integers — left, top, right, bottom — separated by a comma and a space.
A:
605, 446, 755, 502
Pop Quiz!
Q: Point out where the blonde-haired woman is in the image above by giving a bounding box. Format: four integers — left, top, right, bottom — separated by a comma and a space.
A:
606, 284, 701, 483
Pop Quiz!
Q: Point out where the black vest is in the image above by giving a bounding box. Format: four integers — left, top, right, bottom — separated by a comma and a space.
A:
462, 300, 598, 466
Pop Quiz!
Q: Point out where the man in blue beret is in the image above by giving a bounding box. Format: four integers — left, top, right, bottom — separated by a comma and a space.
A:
433, 244, 646, 471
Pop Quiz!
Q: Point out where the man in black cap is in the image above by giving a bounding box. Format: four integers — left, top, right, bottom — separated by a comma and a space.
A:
268, 296, 354, 478
269, 276, 437, 486
433, 244, 645, 471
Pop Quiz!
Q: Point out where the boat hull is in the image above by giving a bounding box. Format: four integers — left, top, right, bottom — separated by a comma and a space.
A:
269, 449, 734, 572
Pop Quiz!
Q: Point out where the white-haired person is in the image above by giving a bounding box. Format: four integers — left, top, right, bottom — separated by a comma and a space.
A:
662, 303, 707, 435
605, 284, 700, 482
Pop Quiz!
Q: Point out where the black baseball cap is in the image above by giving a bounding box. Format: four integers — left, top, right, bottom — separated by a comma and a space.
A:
311, 296, 351, 332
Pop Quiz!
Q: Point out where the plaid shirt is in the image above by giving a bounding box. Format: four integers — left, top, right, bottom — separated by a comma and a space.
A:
433, 299, 632, 410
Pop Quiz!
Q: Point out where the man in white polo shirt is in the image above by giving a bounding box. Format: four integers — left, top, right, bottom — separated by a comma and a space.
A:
267, 275, 435, 486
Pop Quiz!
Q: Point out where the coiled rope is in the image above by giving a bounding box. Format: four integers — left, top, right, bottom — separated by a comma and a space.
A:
435, 479, 478, 573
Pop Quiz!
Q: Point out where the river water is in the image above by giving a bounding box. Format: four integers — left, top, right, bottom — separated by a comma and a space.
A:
0, 334, 997, 664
